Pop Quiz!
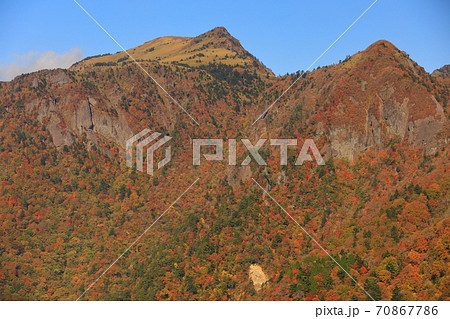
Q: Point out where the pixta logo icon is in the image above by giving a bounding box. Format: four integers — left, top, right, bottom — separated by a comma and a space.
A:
126, 129, 172, 175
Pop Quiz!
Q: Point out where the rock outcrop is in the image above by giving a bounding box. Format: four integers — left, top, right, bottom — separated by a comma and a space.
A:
249, 264, 269, 292
21, 70, 134, 149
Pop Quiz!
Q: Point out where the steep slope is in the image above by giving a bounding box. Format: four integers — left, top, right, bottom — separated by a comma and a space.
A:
251, 40, 448, 161
3, 28, 276, 152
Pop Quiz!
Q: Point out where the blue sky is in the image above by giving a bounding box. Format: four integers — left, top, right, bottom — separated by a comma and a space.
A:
0, 0, 449, 80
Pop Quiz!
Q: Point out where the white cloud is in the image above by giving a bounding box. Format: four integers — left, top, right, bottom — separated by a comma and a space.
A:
0, 48, 84, 81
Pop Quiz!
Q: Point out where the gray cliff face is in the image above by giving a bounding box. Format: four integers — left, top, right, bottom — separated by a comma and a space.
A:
72, 99, 94, 133
23, 69, 133, 149
329, 84, 447, 162
25, 97, 74, 147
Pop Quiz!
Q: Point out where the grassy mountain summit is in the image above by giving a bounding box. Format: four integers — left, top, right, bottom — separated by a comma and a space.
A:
72, 27, 273, 77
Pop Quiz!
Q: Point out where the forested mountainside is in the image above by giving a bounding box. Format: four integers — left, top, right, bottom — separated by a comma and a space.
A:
0, 27, 448, 300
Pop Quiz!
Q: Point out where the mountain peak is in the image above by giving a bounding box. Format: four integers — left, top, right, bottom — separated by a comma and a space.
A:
364, 39, 398, 55
72, 27, 273, 76
201, 26, 232, 38
432, 64, 450, 78
349, 39, 413, 71
191, 26, 247, 56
